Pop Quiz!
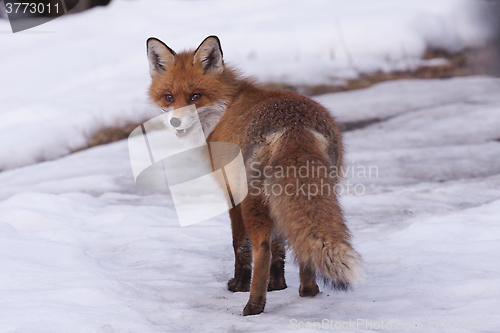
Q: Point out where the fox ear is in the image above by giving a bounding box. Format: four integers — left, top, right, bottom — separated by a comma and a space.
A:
193, 36, 224, 75
147, 37, 176, 78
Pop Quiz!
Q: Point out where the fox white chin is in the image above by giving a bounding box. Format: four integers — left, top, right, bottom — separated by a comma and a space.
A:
162, 100, 227, 144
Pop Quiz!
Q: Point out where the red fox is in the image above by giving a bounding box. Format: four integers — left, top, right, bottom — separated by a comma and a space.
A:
146, 36, 363, 316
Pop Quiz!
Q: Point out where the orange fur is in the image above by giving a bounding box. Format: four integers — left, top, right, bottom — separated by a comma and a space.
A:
147, 36, 363, 316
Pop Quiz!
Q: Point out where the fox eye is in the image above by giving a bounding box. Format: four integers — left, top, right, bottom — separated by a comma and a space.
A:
165, 94, 174, 102
190, 93, 201, 102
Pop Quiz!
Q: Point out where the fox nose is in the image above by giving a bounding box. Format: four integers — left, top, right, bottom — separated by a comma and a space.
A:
170, 117, 182, 128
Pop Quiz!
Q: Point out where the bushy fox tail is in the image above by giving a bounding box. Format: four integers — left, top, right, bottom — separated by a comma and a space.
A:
266, 130, 364, 289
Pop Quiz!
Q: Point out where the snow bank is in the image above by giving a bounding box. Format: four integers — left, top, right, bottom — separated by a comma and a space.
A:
0, 0, 494, 171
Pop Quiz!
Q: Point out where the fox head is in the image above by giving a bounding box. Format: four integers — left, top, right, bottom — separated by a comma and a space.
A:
146, 36, 235, 138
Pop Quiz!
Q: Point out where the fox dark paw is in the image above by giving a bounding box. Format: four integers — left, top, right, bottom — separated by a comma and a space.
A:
228, 277, 250, 292
267, 278, 287, 291
299, 284, 320, 297
243, 301, 265, 316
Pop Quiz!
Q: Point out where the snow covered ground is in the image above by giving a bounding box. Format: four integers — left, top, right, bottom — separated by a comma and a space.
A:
0, 0, 495, 170
1, 1, 500, 332
1, 77, 500, 332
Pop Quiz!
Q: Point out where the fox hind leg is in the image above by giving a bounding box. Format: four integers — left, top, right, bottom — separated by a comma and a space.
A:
299, 263, 320, 297
242, 198, 273, 316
